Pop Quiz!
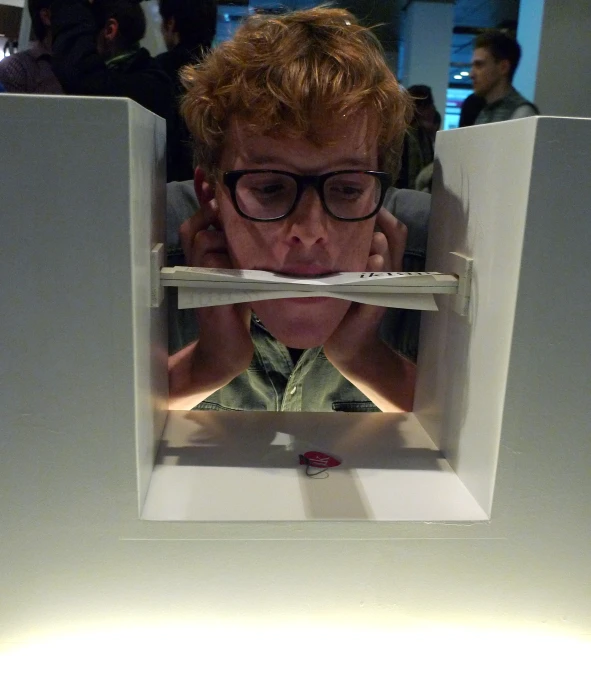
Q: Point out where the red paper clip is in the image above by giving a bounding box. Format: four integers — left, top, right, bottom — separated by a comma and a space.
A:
299, 451, 341, 469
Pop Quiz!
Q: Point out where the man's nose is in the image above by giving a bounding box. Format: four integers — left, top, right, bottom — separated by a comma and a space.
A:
285, 186, 330, 247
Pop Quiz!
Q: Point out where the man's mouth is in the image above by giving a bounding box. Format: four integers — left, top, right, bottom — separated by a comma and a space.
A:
251, 266, 337, 305
264, 265, 336, 278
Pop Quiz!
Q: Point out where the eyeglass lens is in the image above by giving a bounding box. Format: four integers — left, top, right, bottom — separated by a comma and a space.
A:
234, 171, 381, 221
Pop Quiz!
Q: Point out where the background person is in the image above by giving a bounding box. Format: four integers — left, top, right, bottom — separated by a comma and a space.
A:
395, 84, 439, 191
470, 30, 539, 125
155, 0, 216, 90
51, 0, 172, 118
458, 92, 485, 127
50, 0, 179, 176
155, 0, 218, 180
0, 0, 63, 94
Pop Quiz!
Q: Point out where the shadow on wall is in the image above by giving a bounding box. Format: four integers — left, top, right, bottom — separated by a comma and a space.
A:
420, 156, 474, 469
160, 409, 443, 471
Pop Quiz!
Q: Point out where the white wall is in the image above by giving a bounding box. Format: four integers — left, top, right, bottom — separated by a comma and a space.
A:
1, 101, 591, 690
398, 1, 454, 117
141, 0, 166, 57
513, 0, 544, 102
516, 0, 591, 116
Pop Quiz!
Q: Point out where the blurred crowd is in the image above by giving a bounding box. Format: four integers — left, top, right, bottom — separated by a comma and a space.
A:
0, 0, 538, 190
397, 31, 538, 193
0, 0, 216, 181
0, 4, 543, 414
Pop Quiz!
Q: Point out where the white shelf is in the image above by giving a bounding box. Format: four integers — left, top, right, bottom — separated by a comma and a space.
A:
142, 410, 488, 522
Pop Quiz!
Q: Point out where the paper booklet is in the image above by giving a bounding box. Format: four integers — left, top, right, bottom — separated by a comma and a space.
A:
160, 267, 459, 311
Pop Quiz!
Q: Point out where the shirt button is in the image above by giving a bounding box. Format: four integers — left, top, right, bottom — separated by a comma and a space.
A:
290, 386, 297, 395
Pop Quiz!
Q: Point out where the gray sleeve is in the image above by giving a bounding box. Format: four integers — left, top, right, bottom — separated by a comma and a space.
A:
510, 105, 538, 120
0, 55, 26, 92
165, 180, 200, 353
379, 188, 432, 362
166, 179, 199, 251
382, 187, 431, 267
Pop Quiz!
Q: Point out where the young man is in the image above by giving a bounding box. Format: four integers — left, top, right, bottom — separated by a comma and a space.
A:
156, 0, 216, 89
50, 0, 173, 124
470, 30, 539, 125
0, 0, 63, 94
155, 0, 217, 180
396, 84, 438, 191
168, 7, 422, 413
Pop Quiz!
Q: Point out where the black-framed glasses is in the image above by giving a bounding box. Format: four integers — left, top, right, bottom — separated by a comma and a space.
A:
222, 169, 391, 222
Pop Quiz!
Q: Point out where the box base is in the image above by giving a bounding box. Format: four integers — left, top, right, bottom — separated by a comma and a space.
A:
143, 411, 488, 521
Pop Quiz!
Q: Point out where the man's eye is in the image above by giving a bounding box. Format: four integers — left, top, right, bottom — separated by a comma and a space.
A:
252, 183, 285, 195
328, 184, 364, 198
246, 179, 289, 197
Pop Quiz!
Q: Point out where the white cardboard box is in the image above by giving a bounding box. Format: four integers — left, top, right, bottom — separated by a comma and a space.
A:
1, 98, 590, 663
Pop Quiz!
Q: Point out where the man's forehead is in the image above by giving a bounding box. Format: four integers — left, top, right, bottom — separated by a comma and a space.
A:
223, 114, 379, 168
472, 48, 494, 64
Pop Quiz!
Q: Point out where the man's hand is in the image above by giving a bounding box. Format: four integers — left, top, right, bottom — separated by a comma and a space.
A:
323, 207, 416, 412
324, 207, 407, 365
168, 185, 254, 409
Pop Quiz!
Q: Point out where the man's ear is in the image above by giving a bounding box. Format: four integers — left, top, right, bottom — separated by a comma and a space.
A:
39, 8, 51, 27
194, 167, 215, 206
103, 17, 119, 43
165, 17, 176, 34
498, 58, 511, 79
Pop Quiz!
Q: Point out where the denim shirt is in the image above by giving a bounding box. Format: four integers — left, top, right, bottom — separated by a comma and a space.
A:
166, 184, 431, 412
197, 318, 381, 412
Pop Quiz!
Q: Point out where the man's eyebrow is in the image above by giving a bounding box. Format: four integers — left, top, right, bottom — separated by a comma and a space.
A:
242, 154, 376, 170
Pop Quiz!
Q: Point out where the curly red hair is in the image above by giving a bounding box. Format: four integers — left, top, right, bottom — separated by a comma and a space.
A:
180, 7, 412, 180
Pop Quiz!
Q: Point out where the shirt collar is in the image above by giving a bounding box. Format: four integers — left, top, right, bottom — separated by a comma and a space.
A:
106, 46, 140, 67
485, 86, 518, 110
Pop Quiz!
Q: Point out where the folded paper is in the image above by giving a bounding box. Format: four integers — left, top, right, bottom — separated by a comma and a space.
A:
161, 267, 459, 310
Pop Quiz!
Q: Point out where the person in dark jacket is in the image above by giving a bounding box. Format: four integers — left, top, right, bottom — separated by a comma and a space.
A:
51, 0, 177, 176
458, 92, 485, 127
155, 0, 217, 181
395, 85, 438, 190
0, 0, 63, 94
156, 0, 216, 90
470, 30, 539, 124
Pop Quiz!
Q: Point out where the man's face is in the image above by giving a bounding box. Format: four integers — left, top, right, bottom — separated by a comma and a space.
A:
96, 19, 118, 60
161, 17, 178, 50
215, 114, 380, 349
470, 47, 508, 99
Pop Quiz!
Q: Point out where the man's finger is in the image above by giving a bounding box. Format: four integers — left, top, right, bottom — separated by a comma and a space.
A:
366, 253, 385, 273
199, 251, 233, 269
369, 231, 389, 269
179, 200, 221, 260
376, 207, 407, 272
191, 227, 228, 255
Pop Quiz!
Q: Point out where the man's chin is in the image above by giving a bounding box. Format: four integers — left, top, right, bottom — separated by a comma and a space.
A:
251, 297, 351, 349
